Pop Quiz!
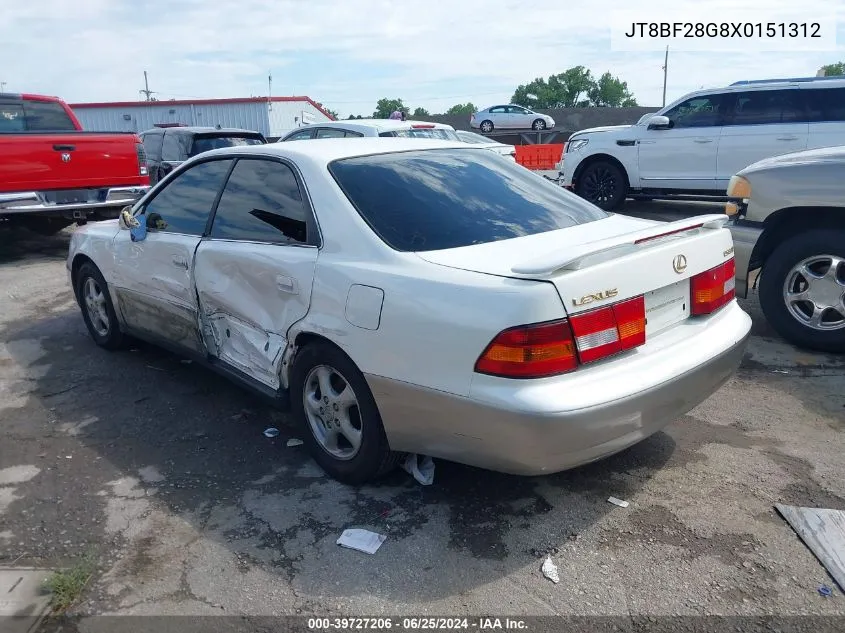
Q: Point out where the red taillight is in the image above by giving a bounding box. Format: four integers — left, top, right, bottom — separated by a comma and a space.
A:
475, 296, 647, 378
136, 142, 148, 177
474, 319, 577, 378
411, 124, 435, 129
691, 258, 736, 315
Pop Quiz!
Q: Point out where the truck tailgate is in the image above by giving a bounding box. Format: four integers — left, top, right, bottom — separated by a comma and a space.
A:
0, 133, 145, 193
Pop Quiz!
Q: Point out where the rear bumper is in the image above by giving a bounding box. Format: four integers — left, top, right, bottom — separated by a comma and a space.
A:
368, 302, 751, 475
0, 186, 149, 216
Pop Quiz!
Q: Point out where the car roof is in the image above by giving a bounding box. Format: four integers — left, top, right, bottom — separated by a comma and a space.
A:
199, 137, 475, 164
301, 118, 455, 131
662, 77, 845, 107
142, 126, 263, 135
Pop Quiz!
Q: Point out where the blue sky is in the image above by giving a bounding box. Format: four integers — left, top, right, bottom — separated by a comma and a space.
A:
2, 0, 843, 117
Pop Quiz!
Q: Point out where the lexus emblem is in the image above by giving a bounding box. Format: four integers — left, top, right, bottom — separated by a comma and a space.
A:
673, 254, 688, 274
61, 152, 71, 163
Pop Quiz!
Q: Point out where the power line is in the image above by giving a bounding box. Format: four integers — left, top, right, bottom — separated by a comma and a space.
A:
139, 70, 156, 101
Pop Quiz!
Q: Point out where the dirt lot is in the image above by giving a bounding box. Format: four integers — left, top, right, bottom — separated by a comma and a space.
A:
1, 202, 844, 623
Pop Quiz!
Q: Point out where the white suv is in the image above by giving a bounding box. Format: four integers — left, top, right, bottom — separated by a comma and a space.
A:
561, 76, 845, 210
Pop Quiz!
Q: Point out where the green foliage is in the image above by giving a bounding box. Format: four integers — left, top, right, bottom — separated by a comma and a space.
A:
412, 106, 430, 117
445, 102, 477, 115
373, 98, 406, 118
512, 66, 638, 108
821, 61, 845, 76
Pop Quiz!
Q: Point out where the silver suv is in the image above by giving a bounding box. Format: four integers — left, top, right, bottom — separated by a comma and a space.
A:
727, 145, 845, 352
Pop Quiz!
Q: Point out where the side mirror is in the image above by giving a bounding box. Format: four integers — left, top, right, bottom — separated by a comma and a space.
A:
118, 206, 138, 230
647, 115, 671, 130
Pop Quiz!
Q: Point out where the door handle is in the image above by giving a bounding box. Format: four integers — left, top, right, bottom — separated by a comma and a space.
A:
276, 275, 298, 294
777, 135, 798, 141
53, 144, 75, 151
693, 138, 714, 143
172, 255, 188, 269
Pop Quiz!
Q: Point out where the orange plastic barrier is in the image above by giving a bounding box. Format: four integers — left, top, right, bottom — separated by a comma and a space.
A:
514, 144, 564, 170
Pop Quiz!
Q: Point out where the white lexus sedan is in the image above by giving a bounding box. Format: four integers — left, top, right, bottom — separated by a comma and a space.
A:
67, 139, 751, 484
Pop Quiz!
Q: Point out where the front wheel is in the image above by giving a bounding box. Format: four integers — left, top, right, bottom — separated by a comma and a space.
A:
574, 160, 627, 210
76, 262, 125, 350
290, 342, 400, 484
759, 230, 845, 353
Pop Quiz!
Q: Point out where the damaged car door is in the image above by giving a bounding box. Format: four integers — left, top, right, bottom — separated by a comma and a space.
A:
110, 158, 234, 353
193, 157, 319, 389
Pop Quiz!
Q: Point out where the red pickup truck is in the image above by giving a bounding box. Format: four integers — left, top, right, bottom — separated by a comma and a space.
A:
0, 93, 150, 234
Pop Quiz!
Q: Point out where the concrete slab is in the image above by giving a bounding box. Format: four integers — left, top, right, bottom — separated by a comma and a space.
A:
0, 568, 52, 633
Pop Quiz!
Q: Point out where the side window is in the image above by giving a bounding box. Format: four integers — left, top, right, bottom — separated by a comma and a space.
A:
508, 106, 528, 114
806, 87, 845, 123
0, 103, 25, 132
315, 128, 348, 139
143, 131, 164, 161
663, 95, 725, 128
143, 159, 232, 235
210, 159, 310, 245
284, 129, 315, 141
344, 130, 364, 137
489, 106, 506, 114
22, 100, 76, 131
161, 131, 183, 161
726, 89, 806, 125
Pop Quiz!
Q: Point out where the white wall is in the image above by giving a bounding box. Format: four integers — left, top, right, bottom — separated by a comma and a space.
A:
266, 100, 332, 138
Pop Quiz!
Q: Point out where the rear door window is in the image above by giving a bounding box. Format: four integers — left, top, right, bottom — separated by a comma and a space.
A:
725, 89, 807, 125
161, 131, 184, 161
806, 87, 845, 122
22, 100, 76, 131
315, 128, 347, 138
283, 129, 315, 141
329, 148, 607, 252
210, 158, 311, 245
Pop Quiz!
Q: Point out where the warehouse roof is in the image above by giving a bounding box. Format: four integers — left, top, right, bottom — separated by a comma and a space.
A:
69, 96, 335, 120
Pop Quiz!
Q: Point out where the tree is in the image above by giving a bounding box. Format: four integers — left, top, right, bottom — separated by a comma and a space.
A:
412, 106, 430, 117
445, 102, 477, 115
588, 72, 638, 107
373, 98, 406, 118
820, 61, 845, 76
512, 66, 594, 109
323, 107, 339, 120
346, 114, 364, 120
511, 66, 638, 108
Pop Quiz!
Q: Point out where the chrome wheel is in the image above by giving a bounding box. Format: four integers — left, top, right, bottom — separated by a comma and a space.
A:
480, 121, 493, 133
783, 254, 845, 331
83, 277, 110, 337
302, 365, 362, 460
532, 119, 547, 130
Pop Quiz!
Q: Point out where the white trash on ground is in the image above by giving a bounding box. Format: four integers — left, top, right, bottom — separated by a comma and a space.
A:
401, 454, 435, 485
336, 528, 387, 555
286, 438, 304, 447
541, 556, 560, 584
263, 427, 280, 438
608, 496, 629, 508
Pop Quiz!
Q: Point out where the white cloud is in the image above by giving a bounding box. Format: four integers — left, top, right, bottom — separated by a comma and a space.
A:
1, 0, 843, 116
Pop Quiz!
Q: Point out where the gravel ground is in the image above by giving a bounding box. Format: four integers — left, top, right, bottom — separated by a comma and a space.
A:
1, 203, 844, 626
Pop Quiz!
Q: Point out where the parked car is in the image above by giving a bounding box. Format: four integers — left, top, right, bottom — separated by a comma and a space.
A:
68, 139, 750, 484
726, 145, 845, 352
455, 130, 516, 160
141, 126, 266, 185
278, 119, 459, 141
470, 105, 555, 133
561, 76, 845, 210
0, 92, 149, 234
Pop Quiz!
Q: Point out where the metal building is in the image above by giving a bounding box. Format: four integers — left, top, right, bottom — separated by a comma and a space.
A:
69, 96, 334, 140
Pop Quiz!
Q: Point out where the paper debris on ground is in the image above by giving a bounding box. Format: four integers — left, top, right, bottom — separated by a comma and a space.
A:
401, 454, 435, 485
541, 556, 560, 584
263, 427, 280, 438
776, 504, 845, 593
286, 438, 304, 447
608, 496, 629, 508
336, 528, 386, 555
773, 369, 790, 374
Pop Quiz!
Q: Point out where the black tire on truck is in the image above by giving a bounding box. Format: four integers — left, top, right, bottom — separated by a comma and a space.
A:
758, 229, 845, 353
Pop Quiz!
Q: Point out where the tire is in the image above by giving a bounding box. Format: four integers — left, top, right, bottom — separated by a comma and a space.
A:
759, 230, 845, 353
480, 120, 494, 133
76, 262, 125, 350
532, 119, 547, 131
574, 160, 627, 211
290, 341, 400, 484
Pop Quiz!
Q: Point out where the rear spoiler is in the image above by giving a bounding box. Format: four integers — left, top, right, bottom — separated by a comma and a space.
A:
511, 214, 729, 276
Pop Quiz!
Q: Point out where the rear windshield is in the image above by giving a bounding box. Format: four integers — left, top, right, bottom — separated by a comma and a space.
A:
190, 135, 264, 156
329, 148, 607, 252
379, 128, 459, 141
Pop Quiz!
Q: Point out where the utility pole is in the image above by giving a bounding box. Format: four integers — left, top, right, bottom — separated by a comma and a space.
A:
140, 70, 155, 101
268, 71, 273, 111
661, 46, 669, 107
1, 81, 6, 92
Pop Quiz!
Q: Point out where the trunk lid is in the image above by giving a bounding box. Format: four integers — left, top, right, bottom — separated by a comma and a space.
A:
0, 133, 146, 193
417, 213, 735, 336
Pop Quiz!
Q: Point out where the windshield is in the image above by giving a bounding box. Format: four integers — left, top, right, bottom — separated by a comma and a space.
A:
457, 131, 494, 144
329, 148, 607, 252
380, 128, 460, 141
190, 135, 265, 156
